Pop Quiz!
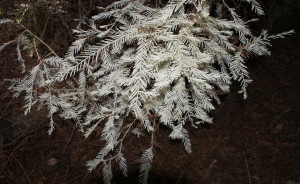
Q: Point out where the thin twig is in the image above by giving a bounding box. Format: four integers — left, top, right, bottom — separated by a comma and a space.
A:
103, 119, 136, 162
62, 127, 76, 156
17, 22, 59, 57
243, 150, 251, 184
150, 118, 157, 149
0, 97, 15, 119
67, 171, 88, 184
12, 155, 32, 184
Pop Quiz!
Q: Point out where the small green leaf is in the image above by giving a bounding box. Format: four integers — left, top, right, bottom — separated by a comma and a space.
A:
0, 8, 4, 17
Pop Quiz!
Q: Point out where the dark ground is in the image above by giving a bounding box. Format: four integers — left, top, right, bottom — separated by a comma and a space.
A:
0, 0, 299, 183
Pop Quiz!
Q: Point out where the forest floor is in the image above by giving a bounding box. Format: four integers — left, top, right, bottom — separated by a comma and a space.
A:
0, 0, 299, 184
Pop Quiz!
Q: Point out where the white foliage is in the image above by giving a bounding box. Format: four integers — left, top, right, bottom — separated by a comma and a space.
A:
103, 160, 113, 184
239, 0, 265, 15
16, 43, 26, 73
67, 38, 86, 57
3, 0, 294, 183
169, 123, 184, 139
0, 18, 13, 25
181, 128, 192, 154
44, 56, 64, 68
131, 127, 144, 137
87, 146, 110, 171
139, 148, 153, 184
116, 152, 128, 177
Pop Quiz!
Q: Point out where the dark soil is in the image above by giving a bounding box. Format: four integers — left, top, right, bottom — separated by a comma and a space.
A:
0, 0, 299, 184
